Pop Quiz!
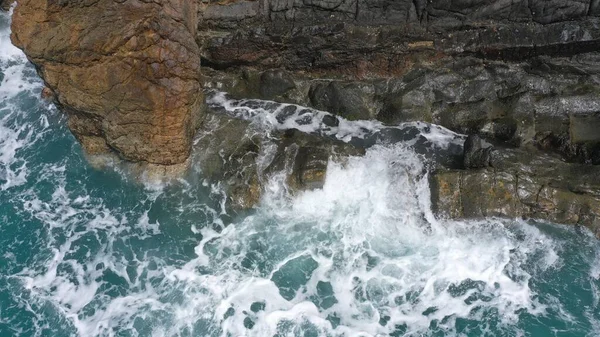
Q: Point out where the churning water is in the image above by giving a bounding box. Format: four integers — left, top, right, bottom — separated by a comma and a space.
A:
1, 10, 600, 337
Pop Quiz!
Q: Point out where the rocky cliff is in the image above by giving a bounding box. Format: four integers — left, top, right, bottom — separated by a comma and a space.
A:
6, 0, 600, 231
11, 0, 202, 165
198, 0, 600, 232
201, 0, 600, 164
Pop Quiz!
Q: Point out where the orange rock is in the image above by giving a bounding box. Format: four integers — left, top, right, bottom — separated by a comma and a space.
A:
11, 0, 203, 165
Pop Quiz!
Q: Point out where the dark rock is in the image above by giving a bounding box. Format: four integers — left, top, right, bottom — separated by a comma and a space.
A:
463, 135, 493, 169
380, 87, 434, 124
536, 131, 600, 165
203, 53, 600, 166
259, 70, 296, 100
309, 82, 375, 120
321, 114, 340, 127
193, 114, 262, 209
0, 0, 13, 11
570, 113, 600, 143
275, 105, 298, 124
11, 0, 202, 166
196, 0, 600, 169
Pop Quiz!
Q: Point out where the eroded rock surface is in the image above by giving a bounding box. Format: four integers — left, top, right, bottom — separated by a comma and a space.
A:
431, 146, 600, 235
7, 0, 600, 230
194, 113, 364, 209
11, 0, 202, 165
200, 0, 600, 74
203, 54, 600, 165
200, 0, 600, 165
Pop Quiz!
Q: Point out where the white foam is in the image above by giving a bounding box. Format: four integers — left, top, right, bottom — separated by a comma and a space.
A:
0, 8, 22, 62
169, 144, 553, 336
0, 10, 48, 190
6, 133, 596, 336
6, 87, 585, 336
206, 91, 464, 149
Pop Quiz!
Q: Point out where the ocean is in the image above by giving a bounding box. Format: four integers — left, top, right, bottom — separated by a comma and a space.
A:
1, 10, 600, 337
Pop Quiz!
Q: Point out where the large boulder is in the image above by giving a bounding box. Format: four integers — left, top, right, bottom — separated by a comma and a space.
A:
11, 0, 202, 165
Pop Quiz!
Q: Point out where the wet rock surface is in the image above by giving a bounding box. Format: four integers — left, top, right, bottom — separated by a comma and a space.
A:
199, 0, 600, 167
431, 146, 600, 236
8, 0, 600, 230
11, 0, 202, 165
463, 135, 493, 169
203, 55, 600, 166
194, 112, 364, 210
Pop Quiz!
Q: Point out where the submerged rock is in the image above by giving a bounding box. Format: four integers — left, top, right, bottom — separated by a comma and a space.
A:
11, 0, 202, 166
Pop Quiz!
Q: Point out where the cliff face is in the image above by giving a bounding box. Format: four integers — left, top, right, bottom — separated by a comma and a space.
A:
11, 0, 202, 165
10, 0, 600, 166
198, 0, 600, 231
200, 0, 600, 74
6, 0, 600, 229
200, 0, 600, 165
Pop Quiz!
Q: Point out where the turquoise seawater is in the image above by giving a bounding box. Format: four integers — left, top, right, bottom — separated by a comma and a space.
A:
1, 11, 600, 337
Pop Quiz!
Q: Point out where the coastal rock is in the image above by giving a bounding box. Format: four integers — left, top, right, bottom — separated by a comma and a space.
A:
463, 135, 493, 169
204, 55, 600, 165
431, 147, 600, 235
309, 82, 377, 120
194, 113, 364, 209
11, 0, 202, 165
9, 0, 600, 232
199, 0, 600, 166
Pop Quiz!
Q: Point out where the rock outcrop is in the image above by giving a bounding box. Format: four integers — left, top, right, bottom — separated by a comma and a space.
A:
431, 145, 600, 236
6, 0, 600, 230
194, 113, 364, 209
200, 0, 600, 165
200, 0, 600, 73
11, 0, 202, 165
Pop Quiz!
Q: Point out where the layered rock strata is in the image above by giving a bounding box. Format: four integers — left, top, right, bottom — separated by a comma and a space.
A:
10, 0, 202, 165
6, 0, 600, 230
201, 0, 600, 165
199, 0, 600, 230
431, 140, 600, 236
